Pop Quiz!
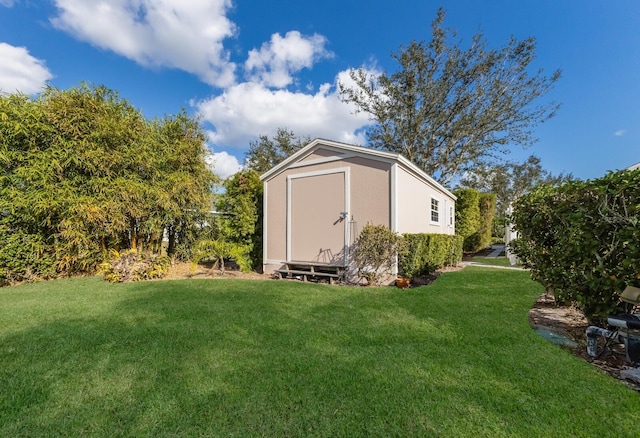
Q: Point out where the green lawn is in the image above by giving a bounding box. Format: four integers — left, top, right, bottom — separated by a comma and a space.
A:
1, 268, 638, 437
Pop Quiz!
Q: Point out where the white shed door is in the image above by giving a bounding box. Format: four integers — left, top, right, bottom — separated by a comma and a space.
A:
288, 171, 347, 265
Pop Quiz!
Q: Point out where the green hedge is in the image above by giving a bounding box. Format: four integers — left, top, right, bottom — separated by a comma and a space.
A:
465, 193, 496, 253
399, 233, 463, 278
453, 189, 480, 240
453, 189, 496, 253
509, 169, 640, 323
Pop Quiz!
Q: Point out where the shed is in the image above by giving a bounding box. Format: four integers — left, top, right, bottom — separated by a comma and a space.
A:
260, 139, 457, 279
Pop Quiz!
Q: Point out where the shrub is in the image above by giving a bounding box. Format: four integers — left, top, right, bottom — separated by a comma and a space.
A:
465, 193, 496, 252
191, 239, 251, 275
453, 189, 497, 253
509, 169, 640, 323
215, 170, 263, 270
351, 224, 406, 285
399, 234, 463, 278
0, 227, 57, 286
101, 250, 170, 283
453, 188, 481, 241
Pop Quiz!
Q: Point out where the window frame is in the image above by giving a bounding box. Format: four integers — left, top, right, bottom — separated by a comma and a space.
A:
449, 205, 454, 227
430, 197, 440, 224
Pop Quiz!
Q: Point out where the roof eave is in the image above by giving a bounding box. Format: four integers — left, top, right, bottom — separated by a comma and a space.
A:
260, 138, 456, 200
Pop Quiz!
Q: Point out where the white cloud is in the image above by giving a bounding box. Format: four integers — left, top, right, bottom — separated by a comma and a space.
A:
614, 129, 627, 137
205, 149, 243, 179
0, 42, 53, 94
48, 1, 377, 155
196, 69, 374, 148
245, 31, 332, 88
50, 0, 236, 87
0, 0, 18, 7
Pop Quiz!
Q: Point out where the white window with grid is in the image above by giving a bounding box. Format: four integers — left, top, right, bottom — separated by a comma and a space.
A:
430, 197, 439, 224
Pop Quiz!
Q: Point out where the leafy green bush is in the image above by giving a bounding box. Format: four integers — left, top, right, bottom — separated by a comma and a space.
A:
0, 227, 57, 286
191, 239, 250, 275
352, 224, 406, 285
465, 193, 496, 252
399, 233, 463, 278
509, 169, 640, 323
101, 250, 170, 283
215, 170, 263, 270
453, 189, 481, 240
0, 86, 216, 280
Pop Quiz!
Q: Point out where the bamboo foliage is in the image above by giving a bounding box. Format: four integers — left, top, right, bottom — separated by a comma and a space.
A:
0, 84, 217, 284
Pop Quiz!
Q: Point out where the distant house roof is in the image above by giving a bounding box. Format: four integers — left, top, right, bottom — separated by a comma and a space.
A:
260, 138, 456, 200
627, 162, 640, 171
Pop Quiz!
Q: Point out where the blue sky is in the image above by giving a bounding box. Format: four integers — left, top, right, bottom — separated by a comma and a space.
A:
1, 0, 638, 180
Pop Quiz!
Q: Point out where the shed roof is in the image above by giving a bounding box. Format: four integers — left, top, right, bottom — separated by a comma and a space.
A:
260, 138, 456, 200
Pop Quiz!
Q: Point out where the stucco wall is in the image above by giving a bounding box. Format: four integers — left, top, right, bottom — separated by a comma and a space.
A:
263, 152, 392, 273
263, 143, 456, 274
396, 166, 455, 235
264, 172, 288, 271
347, 156, 391, 236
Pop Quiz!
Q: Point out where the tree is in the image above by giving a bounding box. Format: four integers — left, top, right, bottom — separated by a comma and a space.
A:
459, 155, 573, 216
0, 84, 216, 283
8, 84, 150, 273
244, 128, 310, 173
150, 110, 219, 257
339, 8, 561, 185
0, 92, 57, 284
215, 169, 263, 269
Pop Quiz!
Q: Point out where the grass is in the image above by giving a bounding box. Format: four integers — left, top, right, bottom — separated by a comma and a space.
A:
0, 268, 638, 437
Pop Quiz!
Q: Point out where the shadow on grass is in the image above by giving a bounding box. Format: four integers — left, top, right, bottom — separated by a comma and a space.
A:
1, 272, 638, 436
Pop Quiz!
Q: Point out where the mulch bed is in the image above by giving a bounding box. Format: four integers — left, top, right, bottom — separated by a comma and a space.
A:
529, 291, 640, 392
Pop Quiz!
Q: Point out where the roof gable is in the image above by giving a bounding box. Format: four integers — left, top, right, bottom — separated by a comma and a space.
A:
260, 138, 456, 200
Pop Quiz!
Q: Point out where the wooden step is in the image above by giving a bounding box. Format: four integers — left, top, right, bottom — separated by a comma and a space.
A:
274, 265, 343, 284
